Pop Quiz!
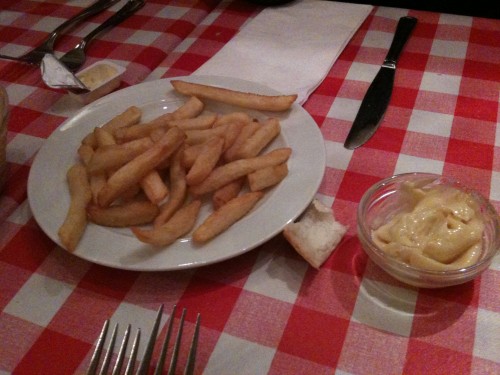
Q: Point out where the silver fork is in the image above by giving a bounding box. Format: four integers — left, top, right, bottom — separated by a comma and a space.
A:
0, 0, 120, 65
59, 0, 145, 72
87, 305, 201, 375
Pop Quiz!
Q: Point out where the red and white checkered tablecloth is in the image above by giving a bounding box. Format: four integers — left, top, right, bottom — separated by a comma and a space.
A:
1, 0, 499, 374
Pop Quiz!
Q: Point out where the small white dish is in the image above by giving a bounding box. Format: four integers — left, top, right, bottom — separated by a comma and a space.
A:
69, 60, 125, 104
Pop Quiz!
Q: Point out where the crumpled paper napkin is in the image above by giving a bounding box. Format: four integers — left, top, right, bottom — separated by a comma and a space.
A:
194, 0, 373, 103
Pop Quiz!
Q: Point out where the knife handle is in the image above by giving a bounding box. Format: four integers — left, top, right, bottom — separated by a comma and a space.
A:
384, 16, 417, 66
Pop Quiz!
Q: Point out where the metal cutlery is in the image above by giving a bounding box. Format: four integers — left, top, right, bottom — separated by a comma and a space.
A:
59, 0, 145, 72
344, 16, 417, 149
0, 0, 120, 65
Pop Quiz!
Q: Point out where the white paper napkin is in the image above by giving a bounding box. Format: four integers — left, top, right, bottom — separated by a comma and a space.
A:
194, 0, 373, 103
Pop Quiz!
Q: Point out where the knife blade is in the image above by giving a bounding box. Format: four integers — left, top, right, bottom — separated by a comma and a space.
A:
344, 16, 417, 149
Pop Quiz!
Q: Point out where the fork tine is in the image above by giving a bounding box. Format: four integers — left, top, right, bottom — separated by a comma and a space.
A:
154, 305, 177, 375
167, 307, 187, 375
184, 313, 201, 375
99, 323, 118, 375
111, 324, 131, 375
124, 328, 141, 375
137, 304, 164, 375
87, 319, 109, 375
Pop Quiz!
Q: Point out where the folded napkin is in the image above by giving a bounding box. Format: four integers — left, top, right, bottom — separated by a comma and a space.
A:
194, 0, 373, 103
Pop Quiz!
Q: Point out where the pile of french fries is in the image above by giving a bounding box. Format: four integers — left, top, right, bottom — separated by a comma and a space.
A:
57, 80, 297, 252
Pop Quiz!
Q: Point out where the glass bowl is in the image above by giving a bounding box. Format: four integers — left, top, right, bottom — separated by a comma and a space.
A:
357, 173, 500, 288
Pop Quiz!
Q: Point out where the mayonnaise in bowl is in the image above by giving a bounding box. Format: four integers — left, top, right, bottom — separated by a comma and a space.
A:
357, 173, 500, 288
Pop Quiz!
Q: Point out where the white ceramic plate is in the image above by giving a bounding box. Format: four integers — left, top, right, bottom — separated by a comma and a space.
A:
28, 75, 325, 271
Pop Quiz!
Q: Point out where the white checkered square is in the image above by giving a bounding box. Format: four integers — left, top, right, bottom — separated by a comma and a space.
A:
31, 16, 68, 33
5, 83, 36, 106
490, 171, 500, 203
4, 273, 74, 327
156, 5, 189, 19
174, 37, 196, 53
474, 308, 500, 363
327, 98, 359, 122
108, 303, 167, 360
375, 7, 410, 21
439, 13, 472, 27
7, 133, 45, 165
7, 200, 32, 225
346, 62, 379, 83
126, 30, 162, 46
395, 154, 444, 175
362, 30, 393, 50
204, 333, 275, 375
420, 72, 461, 95
407, 109, 454, 137
0, 11, 22, 26
351, 278, 417, 336
431, 39, 468, 59
324, 140, 353, 171
244, 250, 308, 304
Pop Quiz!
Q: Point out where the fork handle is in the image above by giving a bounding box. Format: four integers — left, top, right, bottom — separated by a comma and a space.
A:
43, 0, 121, 51
78, 0, 145, 52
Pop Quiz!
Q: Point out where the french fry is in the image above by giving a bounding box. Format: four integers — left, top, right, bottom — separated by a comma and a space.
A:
87, 137, 154, 175
212, 177, 244, 210
186, 136, 224, 186
248, 163, 288, 191
90, 173, 107, 205
154, 146, 187, 227
213, 111, 251, 127
221, 122, 243, 151
78, 143, 94, 165
232, 118, 280, 159
114, 97, 204, 142
132, 200, 201, 246
88, 200, 159, 227
58, 163, 92, 252
140, 170, 169, 204
190, 148, 292, 196
171, 96, 204, 120
98, 127, 185, 207
182, 143, 204, 169
184, 123, 229, 145
167, 113, 217, 130
171, 80, 297, 112
193, 191, 264, 243
82, 106, 141, 147
224, 121, 261, 161
94, 127, 116, 147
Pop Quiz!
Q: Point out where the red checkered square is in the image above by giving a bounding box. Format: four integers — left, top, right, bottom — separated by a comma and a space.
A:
36, 249, 91, 286
361, 125, 407, 153
13, 327, 91, 375
426, 55, 465, 75
443, 163, 492, 197
320, 118, 351, 143
336, 171, 380, 203
47, 288, 121, 344
449, 116, 496, 145
0, 313, 44, 373
224, 290, 292, 347
0, 262, 31, 311
411, 298, 478, 354
337, 321, 409, 374
269, 351, 333, 375
177, 276, 242, 331
455, 95, 497, 122
471, 356, 500, 374
414, 91, 457, 114
0, 224, 53, 271
445, 138, 494, 170
401, 132, 449, 160
404, 339, 473, 374
278, 305, 350, 367
478, 269, 500, 312
347, 147, 399, 177
470, 22, 500, 47
77, 265, 139, 300
295, 267, 360, 320
318, 167, 344, 198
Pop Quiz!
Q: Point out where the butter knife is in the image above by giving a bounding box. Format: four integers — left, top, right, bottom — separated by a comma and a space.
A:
344, 16, 417, 149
